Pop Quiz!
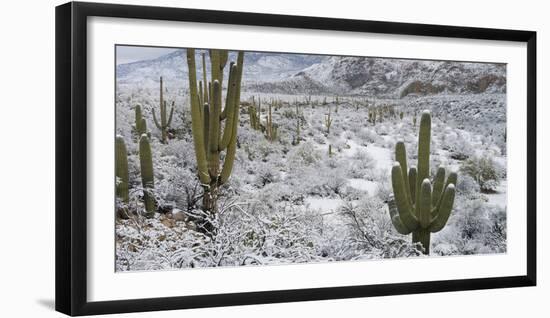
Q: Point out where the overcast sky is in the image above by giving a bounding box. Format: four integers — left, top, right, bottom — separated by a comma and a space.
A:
116, 46, 179, 65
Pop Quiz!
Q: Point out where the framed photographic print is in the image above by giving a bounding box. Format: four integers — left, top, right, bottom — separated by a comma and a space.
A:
55, 1, 536, 316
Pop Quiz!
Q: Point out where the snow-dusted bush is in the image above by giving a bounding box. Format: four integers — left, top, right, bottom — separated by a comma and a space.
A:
460, 155, 501, 193
456, 174, 481, 197
288, 141, 320, 167
255, 163, 280, 186
338, 199, 421, 258
347, 150, 375, 178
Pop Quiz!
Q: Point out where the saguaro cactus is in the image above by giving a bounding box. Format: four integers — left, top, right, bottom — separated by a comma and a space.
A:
152, 77, 174, 143
325, 106, 333, 135
388, 111, 457, 254
187, 48, 244, 220
265, 100, 278, 141
139, 134, 155, 217
134, 105, 146, 136
293, 100, 301, 145
115, 135, 129, 203
249, 96, 261, 130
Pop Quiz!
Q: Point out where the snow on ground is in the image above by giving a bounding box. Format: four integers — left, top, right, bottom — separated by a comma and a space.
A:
348, 178, 378, 196
305, 197, 343, 214
486, 180, 507, 209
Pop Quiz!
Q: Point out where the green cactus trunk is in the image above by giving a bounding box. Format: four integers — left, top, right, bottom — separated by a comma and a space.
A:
152, 77, 175, 144
135, 105, 145, 136
187, 49, 244, 231
388, 111, 457, 254
115, 136, 129, 204
139, 134, 155, 218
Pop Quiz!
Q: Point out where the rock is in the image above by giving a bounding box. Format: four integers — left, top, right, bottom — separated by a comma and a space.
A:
161, 218, 176, 228
172, 209, 186, 222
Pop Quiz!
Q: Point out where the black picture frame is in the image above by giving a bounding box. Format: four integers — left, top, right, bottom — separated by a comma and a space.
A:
55, 1, 537, 316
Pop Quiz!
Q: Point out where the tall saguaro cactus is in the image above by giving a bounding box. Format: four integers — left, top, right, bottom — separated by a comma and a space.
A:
152, 77, 175, 143
187, 48, 244, 221
388, 111, 457, 254
115, 135, 129, 204
139, 134, 155, 218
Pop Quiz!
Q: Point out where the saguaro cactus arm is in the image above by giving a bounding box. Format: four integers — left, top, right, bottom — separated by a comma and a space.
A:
391, 163, 419, 231
430, 184, 456, 232
186, 48, 211, 185
220, 51, 244, 184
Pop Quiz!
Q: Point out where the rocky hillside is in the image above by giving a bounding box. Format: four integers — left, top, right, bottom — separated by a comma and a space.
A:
117, 48, 505, 98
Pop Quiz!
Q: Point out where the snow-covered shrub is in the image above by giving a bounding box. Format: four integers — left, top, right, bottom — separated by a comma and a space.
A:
347, 150, 375, 178
255, 163, 280, 186
338, 198, 421, 258
460, 155, 501, 193
456, 174, 481, 197
288, 141, 320, 167
356, 128, 379, 145
442, 131, 474, 160
313, 133, 326, 145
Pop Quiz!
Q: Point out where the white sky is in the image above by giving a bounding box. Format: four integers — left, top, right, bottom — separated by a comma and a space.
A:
116, 46, 179, 65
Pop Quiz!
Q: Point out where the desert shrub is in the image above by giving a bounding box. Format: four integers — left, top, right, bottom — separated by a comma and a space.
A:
288, 141, 320, 167
339, 199, 421, 258
348, 150, 375, 178
460, 155, 501, 193
456, 174, 481, 197
255, 163, 280, 186
356, 128, 379, 145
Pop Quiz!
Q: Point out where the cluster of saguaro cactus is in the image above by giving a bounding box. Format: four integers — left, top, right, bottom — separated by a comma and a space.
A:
115, 136, 129, 204
187, 48, 244, 218
152, 77, 175, 144
388, 111, 457, 254
325, 106, 333, 135
139, 134, 156, 217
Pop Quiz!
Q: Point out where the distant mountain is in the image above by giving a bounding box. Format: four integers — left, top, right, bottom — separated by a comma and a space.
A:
255, 57, 506, 97
116, 49, 505, 98
116, 49, 326, 88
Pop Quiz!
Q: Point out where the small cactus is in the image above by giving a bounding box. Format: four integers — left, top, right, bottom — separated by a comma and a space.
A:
388, 111, 457, 254
115, 135, 129, 203
152, 77, 174, 144
293, 100, 301, 145
325, 106, 333, 135
139, 134, 155, 217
